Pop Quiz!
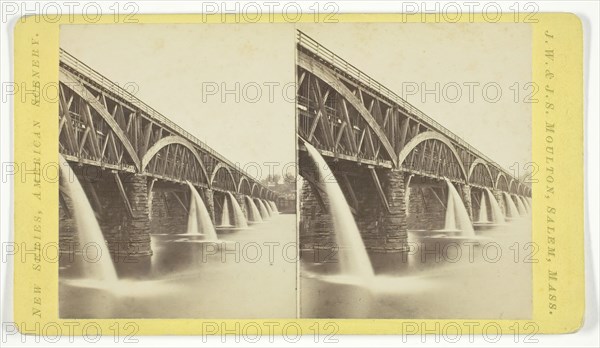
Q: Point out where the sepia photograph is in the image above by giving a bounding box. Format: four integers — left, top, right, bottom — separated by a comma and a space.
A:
57, 24, 297, 318
4, 1, 593, 343
296, 23, 533, 319
57, 21, 533, 320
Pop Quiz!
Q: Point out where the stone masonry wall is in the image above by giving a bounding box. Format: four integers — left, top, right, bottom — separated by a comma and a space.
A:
406, 184, 446, 231
150, 191, 187, 234
459, 184, 473, 221
299, 179, 334, 251
235, 193, 248, 219
493, 189, 507, 217
116, 174, 152, 256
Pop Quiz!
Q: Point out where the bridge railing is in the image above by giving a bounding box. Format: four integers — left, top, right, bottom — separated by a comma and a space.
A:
297, 30, 519, 182
60, 49, 278, 197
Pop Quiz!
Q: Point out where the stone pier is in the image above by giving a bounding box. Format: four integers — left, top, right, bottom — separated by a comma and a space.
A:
299, 179, 334, 253
202, 187, 216, 225
299, 165, 410, 272
365, 169, 410, 272
493, 189, 507, 217
235, 193, 248, 219
406, 181, 446, 231
459, 183, 473, 221
88, 173, 152, 259
376, 170, 408, 253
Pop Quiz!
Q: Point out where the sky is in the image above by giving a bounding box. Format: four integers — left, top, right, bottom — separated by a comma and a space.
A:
298, 22, 532, 173
60, 23, 296, 183
61, 22, 531, 178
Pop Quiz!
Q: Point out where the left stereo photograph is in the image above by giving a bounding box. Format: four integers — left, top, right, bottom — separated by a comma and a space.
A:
57, 24, 298, 319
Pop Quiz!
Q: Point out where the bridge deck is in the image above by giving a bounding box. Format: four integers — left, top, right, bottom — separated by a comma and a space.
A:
59, 49, 278, 199
297, 30, 530, 196
297, 30, 518, 183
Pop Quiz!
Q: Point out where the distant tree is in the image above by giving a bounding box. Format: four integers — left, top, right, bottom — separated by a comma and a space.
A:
261, 173, 282, 186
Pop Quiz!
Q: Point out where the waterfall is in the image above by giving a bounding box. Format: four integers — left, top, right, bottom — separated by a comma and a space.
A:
263, 199, 273, 216
187, 192, 199, 234
444, 186, 456, 230
186, 182, 218, 240
484, 188, 505, 223
405, 187, 411, 217
502, 192, 519, 218
269, 201, 278, 213
477, 191, 489, 223
148, 190, 154, 221
304, 142, 374, 278
525, 197, 532, 211
514, 195, 527, 216
59, 155, 118, 282
405, 175, 413, 217
519, 196, 529, 213
256, 199, 269, 220
220, 195, 232, 227
443, 179, 475, 236
245, 196, 263, 223
227, 192, 248, 228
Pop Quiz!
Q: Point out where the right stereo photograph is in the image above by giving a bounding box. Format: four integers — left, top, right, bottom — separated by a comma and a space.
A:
296, 23, 533, 319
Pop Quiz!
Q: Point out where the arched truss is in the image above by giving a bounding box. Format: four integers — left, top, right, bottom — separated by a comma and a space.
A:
468, 159, 494, 187
238, 177, 252, 195
60, 61, 279, 197
397, 131, 468, 181
297, 52, 397, 166
250, 183, 260, 197
517, 182, 524, 195
519, 183, 532, 197
210, 163, 237, 192
495, 172, 510, 191
508, 179, 519, 194
59, 70, 140, 170
142, 135, 210, 187
259, 187, 266, 199
296, 40, 535, 200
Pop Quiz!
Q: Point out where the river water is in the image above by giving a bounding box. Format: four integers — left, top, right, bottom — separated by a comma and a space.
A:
300, 217, 532, 319
60, 214, 297, 318
60, 209, 531, 319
